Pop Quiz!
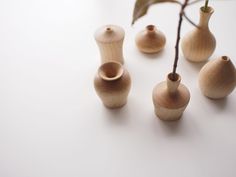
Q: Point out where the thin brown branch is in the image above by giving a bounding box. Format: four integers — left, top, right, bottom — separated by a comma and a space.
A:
204, 0, 209, 10
172, 0, 189, 79
173, 0, 183, 6
189, 0, 233, 5
183, 12, 200, 28
188, 0, 202, 6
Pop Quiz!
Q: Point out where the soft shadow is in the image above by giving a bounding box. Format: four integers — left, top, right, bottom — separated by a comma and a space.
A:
157, 117, 184, 135
151, 113, 184, 135
139, 50, 165, 60
150, 111, 198, 139
186, 60, 208, 72
101, 104, 130, 125
205, 97, 228, 110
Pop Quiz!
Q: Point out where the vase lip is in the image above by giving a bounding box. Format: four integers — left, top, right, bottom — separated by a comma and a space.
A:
167, 73, 181, 82
200, 6, 214, 14
105, 26, 113, 33
94, 24, 125, 43
221, 56, 230, 62
146, 24, 156, 32
98, 61, 124, 81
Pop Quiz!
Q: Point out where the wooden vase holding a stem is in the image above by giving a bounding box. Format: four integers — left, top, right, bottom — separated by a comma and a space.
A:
153, 73, 190, 121
181, 5, 216, 62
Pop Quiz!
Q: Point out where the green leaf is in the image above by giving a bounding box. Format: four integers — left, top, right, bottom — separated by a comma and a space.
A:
132, 0, 181, 25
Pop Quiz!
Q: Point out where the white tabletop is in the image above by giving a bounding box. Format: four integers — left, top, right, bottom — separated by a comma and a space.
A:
0, 0, 236, 177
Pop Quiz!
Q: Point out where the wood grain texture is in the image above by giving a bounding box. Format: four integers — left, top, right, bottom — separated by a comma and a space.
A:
181, 6, 216, 62
199, 56, 236, 99
152, 73, 190, 121
94, 25, 125, 64
135, 25, 166, 54
94, 62, 131, 108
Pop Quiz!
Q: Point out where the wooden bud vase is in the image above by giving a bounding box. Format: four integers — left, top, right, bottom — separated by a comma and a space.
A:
94, 61, 131, 108
94, 25, 125, 64
199, 56, 236, 99
135, 25, 166, 54
181, 6, 216, 62
152, 73, 190, 121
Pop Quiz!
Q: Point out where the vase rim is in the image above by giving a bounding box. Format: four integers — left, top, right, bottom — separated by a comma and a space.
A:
167, 73, 181, 82
94, 24, 125, 43
200, 6, 214, 14
146, 24, 156, 31
221, 56, 230, 62
105, 26, 113, 33
98, 61, 123, 81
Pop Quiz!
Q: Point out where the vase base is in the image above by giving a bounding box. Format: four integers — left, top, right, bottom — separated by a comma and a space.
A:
154, 107, 185, 121
103, 101, 127, 109
185, 57, 208, 63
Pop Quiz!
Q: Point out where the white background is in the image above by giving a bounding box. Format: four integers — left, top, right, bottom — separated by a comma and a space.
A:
0, 0, 236, 177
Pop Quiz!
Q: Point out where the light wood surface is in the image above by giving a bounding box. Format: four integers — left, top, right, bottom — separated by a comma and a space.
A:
152, 73, 190, 121
199, 56, 236, 99
181, 6, 216, 62
1, 1, 236, 176
94, 61, 131, 108
94, 25, 125, 64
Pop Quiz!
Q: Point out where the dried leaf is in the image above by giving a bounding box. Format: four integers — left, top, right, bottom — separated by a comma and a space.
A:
132, 0, 181, 25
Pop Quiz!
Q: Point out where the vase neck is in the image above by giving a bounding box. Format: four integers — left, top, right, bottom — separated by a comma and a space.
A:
218, 56, 234, 68
167, 73, 181, 94
98, 62, 123, 81
146, 24, 157, 37
198, 6, 214, 29
94, 25, 125, 43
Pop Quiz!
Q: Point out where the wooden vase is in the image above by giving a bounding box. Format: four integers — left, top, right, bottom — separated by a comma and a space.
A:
135, 25, 166, 54
181, 6, 216, 62
152, 73, 190, 121
94, 61, 131, 108
94, 25, 125, 64
199, 56, 236, 99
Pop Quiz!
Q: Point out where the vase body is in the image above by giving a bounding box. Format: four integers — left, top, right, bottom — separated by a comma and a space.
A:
152, 73, 190, 121
94, 25, 125, 64
199, 56, 236, 99
135, 25, 166, 54
181, 7, 216, 62
94, 61, 131, 108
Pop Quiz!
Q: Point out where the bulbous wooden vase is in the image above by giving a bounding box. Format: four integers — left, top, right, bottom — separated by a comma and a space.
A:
152, 73, 190, 121
94, 25, 125, 64
199, 56, 236, 99
181, 6, 216, 62
94, 61, 131, 108
135, 25, 166, 54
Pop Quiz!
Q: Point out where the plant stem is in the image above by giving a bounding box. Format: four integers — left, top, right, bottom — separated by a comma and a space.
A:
183, 12, 199, 29
204, 0, 209, 11
172, 0, 189, 80
188, 0, 202, 6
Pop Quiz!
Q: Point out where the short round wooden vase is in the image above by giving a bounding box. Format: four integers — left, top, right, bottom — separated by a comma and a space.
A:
199, 56, 236, 99
135, 25, 166, 54
94, 25, 125, 64
181, 6, 216, 62
152, 73, 190, 121
94, 61, 131, 108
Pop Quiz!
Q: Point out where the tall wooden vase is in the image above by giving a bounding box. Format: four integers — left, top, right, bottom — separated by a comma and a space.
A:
199, 56, 236, 99
152, 73, 190, 121
181, 6, 216, 62
94, 61, 131, 108
94, 25, 125, 64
